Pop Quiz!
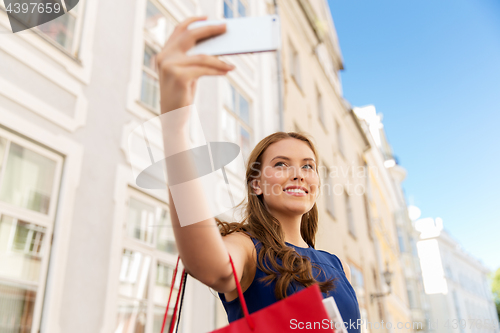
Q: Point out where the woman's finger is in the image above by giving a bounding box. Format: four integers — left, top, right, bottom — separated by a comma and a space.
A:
189, 23, 227, 43
175, 16, 208, 33
177, 54, 235, 72
156, 54, 235, 78
178, 23, 227, 52
182, 65, 232, 80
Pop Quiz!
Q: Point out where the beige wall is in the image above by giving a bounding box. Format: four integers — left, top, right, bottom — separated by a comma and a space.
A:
359, 117, 414, 331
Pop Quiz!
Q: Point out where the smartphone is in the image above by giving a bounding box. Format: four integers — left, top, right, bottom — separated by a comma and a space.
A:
187, 15, 281, 56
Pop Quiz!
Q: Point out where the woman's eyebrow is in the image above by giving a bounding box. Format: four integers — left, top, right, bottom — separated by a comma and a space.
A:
270, 156, 316, 163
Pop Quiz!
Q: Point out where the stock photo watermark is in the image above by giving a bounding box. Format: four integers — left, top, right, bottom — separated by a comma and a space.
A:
248, 162, 378, 198
289, 318, 500, 331
128, 105, 380, 227
290, 318, 424, 330
3, 0, 79, 33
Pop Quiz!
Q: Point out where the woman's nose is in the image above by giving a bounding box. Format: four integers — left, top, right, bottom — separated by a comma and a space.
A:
290, 166, 304, 180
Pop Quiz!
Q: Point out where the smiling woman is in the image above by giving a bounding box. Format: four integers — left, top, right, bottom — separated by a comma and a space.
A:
213, 132, 359, 331
157, 16, 361, 333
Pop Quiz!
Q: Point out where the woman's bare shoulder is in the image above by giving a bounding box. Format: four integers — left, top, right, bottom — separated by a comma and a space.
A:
222, 231, 254, 251
222, 231, 255, 263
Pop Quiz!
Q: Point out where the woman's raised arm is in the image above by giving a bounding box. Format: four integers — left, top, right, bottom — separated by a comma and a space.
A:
157, 17, 251, 293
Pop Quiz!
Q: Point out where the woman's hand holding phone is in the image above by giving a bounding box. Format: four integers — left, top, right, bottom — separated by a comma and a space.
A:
155, 16, 235, 115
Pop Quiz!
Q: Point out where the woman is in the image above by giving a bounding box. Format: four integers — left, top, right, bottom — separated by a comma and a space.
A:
157, 16, 361, 332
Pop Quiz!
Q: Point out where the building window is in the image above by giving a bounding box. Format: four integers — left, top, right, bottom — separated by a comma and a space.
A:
410, 237, 418, 257
116, 188, 179, 333
289, 40, 301, 88
0, 1, 86, 56
221, 80, 252, 164
345, 192, 355, 237
361, 160, 373, 223
0, 129, 63, 333
140, 0, 176, 113
396, 226, 406, 253
336, 121, 345, 158
323, 165, 335, 218
317, 87, 325, 128
0, 142, 56, 214
223, 0, 248, 18
363, 193, 372, 239
407, 287, 416, 309
350, 265, 365, 304
36, 1, 84, 56
452, 291, 465, 333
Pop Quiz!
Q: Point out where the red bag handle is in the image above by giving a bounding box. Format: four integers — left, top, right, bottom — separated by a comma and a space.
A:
161, 253, 256, 332
228, 253, 256, 329
160, 255, 181, 333
169, 268, 186, 333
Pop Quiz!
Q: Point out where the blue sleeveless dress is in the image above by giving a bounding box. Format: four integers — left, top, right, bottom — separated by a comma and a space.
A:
218, 235, 361, 333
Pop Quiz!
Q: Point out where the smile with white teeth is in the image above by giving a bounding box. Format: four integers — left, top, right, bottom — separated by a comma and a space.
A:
284, 189, 306, 193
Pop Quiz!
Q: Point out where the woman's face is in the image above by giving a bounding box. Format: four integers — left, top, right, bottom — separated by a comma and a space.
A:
252, 138, 320, 218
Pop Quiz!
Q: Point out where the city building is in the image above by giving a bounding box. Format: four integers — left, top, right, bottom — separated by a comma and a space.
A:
275, 0, 388, 330
0, 0, 279, 332
415, 217, 500, 333
354, 105, 415, 332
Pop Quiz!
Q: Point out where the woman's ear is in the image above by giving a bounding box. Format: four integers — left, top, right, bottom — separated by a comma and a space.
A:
251, 179, 262, 196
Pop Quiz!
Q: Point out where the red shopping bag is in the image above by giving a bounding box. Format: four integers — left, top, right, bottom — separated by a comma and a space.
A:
161, 254, 335, 333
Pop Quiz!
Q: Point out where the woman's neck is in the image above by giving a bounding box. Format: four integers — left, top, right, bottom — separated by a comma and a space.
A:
275, 213, 308, 247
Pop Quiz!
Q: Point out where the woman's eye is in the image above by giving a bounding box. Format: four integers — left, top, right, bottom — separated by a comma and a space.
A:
274, 162, 314, 169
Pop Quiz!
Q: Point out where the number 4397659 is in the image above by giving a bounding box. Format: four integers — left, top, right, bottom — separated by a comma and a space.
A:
6, 2, 62, 14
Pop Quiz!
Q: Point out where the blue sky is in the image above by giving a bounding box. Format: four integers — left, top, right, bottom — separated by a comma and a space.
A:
327, 0, 500, 271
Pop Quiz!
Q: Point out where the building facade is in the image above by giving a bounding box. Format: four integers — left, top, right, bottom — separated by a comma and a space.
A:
415, 217, 500, 333
0, 0, 279, 332
274, 0, 390, 331
390, 181, 430, 332
354, 106, 415, 332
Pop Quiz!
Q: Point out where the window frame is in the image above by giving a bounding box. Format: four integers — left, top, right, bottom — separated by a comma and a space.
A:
116, 187, 181, 333
140, 42, 161, 113
138, 0, 177, 115
323, 164, 335, 219
363, 192, 373, 240
221, 79, 253, 163
349, 263, 365, 300
123, 188, 178, 261
0, 0, 86, 58
289, 39, 301, 89
345, 191, 356, 238
317, 86, 326, 130
0, 127, 64, 333
8, 219, 46, 256
362, 161, 373, 240
396, 225, 406, 253
223, 0, 248, 18
0, 128, 63, 223
336, 121, 345, 159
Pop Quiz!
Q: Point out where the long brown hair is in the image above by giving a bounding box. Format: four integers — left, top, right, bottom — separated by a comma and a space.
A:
216, 131, 336, 300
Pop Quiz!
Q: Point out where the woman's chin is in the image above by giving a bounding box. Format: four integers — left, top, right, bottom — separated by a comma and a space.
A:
283, 204, 310, 216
